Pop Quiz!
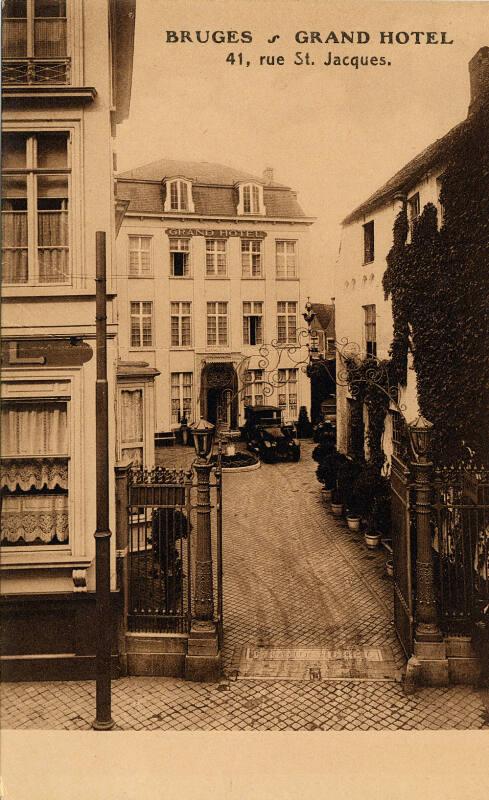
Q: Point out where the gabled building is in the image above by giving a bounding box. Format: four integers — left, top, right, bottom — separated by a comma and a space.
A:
116, 160, 315, 456
334, 47, 489, 465
1, 0, 136, 679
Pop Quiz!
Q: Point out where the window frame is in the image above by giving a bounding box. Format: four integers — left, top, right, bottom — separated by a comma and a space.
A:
275, 239, 297, 279
277, 368, 298, 421
242, 301, 264, 346
164, 178, 195, 213
130, 301, 154, 349
243, 369, 265, 408
1, 0, 76, 87
128, 234, 153, 278
170, 372, 193, 426
241, 238, 263, 278
169, 237, 191, 278
0, 371, 86, 565
276, 300, 298, 345
407, 192, 420, 237
205, 238, 227, 277
237, 182, 265, 216
363, 304, 377, 358
170, 301, 192, 348
363, 220, 375, 265
2, 121, 82, 294
206, 301, 229, 347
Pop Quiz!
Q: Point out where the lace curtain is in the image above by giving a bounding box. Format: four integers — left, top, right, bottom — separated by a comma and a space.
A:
1, 208, 28, 283
1, 401, 69, 545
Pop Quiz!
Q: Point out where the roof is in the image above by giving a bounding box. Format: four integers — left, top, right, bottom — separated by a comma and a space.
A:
342, 119, 468, 225
311, 303, 335, 335
116, 159, 309, 219
118, 158, 288, 187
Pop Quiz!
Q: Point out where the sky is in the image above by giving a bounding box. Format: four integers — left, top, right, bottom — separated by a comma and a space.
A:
116, 0, 489, 299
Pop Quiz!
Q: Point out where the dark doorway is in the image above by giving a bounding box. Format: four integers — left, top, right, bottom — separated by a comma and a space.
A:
201, 363, 238, 431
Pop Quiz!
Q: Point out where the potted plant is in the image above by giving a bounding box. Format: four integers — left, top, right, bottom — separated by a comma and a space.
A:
360, 468, 391, 549
337, 457, 364, 525
330, 487, 344, 517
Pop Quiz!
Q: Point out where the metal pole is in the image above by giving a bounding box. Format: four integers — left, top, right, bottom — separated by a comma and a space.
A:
412, 454, 443, 643
92, 231, 115, 730
193, 460, 215, 622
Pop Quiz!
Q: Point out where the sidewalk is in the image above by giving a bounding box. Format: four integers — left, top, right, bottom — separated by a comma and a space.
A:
1, 443, 488, 731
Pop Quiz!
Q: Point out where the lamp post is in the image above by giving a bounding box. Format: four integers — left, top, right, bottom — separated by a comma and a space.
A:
185, 419, 221, 681
407, 414, 448, 686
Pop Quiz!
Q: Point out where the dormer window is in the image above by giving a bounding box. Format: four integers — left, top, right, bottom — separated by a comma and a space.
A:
237, 182, 265, 216
164, 178, 194, 213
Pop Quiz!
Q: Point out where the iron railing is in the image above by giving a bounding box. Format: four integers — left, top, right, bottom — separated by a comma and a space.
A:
433, 464, 489, 635
127, 467, 192, 634
2, 58, 70, 85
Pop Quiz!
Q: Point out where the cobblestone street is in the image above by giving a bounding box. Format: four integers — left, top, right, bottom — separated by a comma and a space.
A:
1, 443, 488, 731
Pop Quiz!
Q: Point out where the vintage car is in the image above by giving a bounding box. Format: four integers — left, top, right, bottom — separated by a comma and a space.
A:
243, 405, 301, 463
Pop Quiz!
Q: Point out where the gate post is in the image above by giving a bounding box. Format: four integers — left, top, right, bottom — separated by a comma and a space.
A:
405, 416, 448, 689
185, 458, 221, 682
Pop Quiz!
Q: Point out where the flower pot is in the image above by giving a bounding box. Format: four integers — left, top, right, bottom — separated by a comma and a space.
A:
385, 558, 394, 578
331, 502, 344, 517
364, 531, 382, 550
321, 488, 333, 502
346, 516, 361, 532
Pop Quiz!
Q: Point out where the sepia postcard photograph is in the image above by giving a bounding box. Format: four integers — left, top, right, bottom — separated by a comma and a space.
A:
1, 0, 489, 797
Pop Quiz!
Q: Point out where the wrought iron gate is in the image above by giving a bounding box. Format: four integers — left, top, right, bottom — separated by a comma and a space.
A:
126, 464, 223, 636
390, 454, 416, 657
433, 464, 489, 636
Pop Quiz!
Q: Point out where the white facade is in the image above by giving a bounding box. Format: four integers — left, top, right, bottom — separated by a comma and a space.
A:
116, 165, 315, 453
1, 0, 135, 596
335, 171, 444, 462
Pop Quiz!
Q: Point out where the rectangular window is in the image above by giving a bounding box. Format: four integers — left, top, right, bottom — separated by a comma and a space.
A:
2, 0, 69, 85
1, 399, 69, 546
242, 301, 263, 346
120, 388, 144, 466
363, 220, 375, 264
207, 302, 228, 347
276, 240, 297, 278
243, 184, 260, 214
241, 239, 262, 277
243, 369, 264, 408
170, 372, 193, 425
169, 180, 189, 211
130, 301, 153, 348
170, 237, 190, 277
170, 301, 192, 347
206, 239, 227, 276
277, 301, 297, 344
128, 235, 152, 277
363, 304, 377, 358
277, 369, 298, 420
407, 192, 420, 235
2, 131, 70, 285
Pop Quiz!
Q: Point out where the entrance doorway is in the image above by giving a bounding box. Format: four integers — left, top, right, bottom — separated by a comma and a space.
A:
201, 363, 238, 431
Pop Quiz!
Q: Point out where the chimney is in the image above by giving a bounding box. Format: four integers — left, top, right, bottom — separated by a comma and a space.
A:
263, 167, 274, 185
468, 46, 489, 115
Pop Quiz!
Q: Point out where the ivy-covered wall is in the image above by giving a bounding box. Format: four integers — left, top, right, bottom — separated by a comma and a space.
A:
383, 104, 489, 465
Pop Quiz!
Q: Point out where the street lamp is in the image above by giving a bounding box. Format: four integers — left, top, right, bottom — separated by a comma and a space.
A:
190, 417, 216, 461
408, 414, 433, 462
185, 416, 220, 680
405, 412, 447, 686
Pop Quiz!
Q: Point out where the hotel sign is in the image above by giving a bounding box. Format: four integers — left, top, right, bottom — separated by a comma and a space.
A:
166, 228, 266, 238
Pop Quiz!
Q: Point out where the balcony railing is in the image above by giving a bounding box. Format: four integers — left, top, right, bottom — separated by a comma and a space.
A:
2, 58, 70, 85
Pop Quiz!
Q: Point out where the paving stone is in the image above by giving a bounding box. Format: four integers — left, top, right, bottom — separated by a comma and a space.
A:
1, 442, 487, 730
